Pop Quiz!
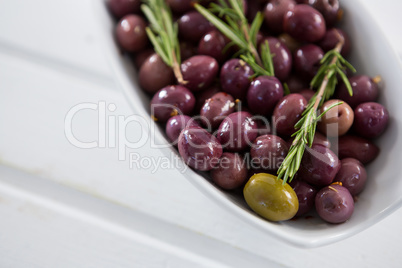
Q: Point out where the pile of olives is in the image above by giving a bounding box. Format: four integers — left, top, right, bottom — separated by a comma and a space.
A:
109, 0, 389, 224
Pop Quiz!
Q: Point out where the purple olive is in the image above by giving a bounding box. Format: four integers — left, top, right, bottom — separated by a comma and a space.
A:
166, 115, 200, 145
283, 4, 326, 42
318, 28, 351, 56
115, 15, 148, 52
298, 144, 341, 186
273, 94, 308, 136
200, 92, 236, 129
216, 111, 258, 152
315, 184, 354, 224
198, 30, 230, 63
178, 126, 223, 171
220, 59, 254, 101
335, 75, 380, 109
353, 102, 389, 139
338, 135, 380, 164
150, 85, 195, 122
290, 180, 317, 216
178, 11, 215, 43
260, 37, 293, 81
181, 55, 219, 92
264, 0, 296, 34
294, 44, 324, 81
334, 158, 367, 196
300, 0, 340, 27
247, 76, 284, 116
139, 53, 175, 94
250, 135, 289, 172
211, 153, 248, 190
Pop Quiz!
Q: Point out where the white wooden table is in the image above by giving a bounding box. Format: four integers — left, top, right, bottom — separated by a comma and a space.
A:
1, 0, 401, 267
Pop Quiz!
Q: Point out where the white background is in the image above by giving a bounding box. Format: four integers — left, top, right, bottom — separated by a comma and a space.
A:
0, 0, 401, 267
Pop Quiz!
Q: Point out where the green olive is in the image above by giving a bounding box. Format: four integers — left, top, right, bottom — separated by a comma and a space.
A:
243, 173, 299, 222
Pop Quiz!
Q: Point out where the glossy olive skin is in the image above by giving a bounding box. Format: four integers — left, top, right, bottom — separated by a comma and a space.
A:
166, 115, 200, 145
334, 158, 367, 196
290, 180, 317, 216
264, 0, 296, 34
220, 59, 254, 101
244, 173, 299, 222
139, 53, 175, 94
211, 153, 248, 190
283, 4, 326, 42
298, 144, 341, 186
300, 0, 340, 27
247, 76, 284, 116
181, 55, 219, 92
318, 28, 351, 56
338, 135, 380, 164
108, 0, 141, 18
178, 11, 215, 43
260, 37, 292, 81
273, 94, 307, 136
115, 15, 148, 52
178, 126, 223, 171
198, 30, 230, 63
250, 135, 289, 172
216, 111, 258, 152
200, 92, 235, 129
150, 85, 195, 122
318, 99, 354, 137
335, 75, 379, 109
294, 44, 324, 81
315, 184, 354, 224
353, 102, 389, 139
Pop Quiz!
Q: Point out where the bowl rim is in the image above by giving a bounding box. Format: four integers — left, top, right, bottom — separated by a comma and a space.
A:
91, 0, 402, 248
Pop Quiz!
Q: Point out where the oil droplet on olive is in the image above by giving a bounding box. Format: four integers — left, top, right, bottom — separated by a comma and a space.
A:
243, 173, 299, 222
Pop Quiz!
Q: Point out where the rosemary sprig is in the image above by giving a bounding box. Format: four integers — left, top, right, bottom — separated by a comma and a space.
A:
194, 0, 274, 77
277, 36, 356, 184
141, 0, 185, 83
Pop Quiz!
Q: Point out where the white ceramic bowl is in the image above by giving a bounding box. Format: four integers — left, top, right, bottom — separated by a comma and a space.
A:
93, 0, 402, 247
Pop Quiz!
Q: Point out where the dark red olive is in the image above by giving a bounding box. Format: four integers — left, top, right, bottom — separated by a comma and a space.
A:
139, 53, 175, 94
181, 55, 219, 92
283, 4, 326, 42
298, 144, 341, 186
333, 158, 367, 196
273, 94, 307, 136
338, 135, 380, 164
178, 126, 223, 171
211, 153, 248, 190
216, 111, 258, 152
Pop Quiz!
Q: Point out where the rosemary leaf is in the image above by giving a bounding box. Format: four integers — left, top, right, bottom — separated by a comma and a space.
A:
249, 12, 264, 46
195, 4, 248, 48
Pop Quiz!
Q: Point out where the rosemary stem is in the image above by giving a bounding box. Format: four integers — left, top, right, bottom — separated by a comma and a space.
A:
312, 35, 344, 111
241, 23, 263, 67
171, 50, 185, 84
